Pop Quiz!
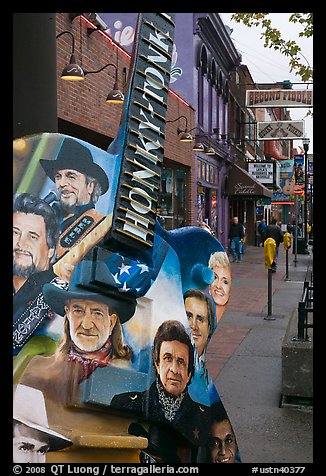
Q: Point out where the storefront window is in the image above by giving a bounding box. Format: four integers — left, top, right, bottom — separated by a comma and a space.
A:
211, 189, 217, 231
158, 167, 186, 230
198, 159, 218, 186
197, 187, 205, 224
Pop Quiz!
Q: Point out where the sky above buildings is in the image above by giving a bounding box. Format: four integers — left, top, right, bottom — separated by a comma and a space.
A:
220, 13, 313, 153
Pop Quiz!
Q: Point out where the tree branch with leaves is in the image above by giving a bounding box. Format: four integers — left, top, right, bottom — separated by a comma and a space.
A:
231, 13, 313, 82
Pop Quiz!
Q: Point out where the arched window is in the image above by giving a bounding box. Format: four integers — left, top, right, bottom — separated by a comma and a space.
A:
223, 78, 229, 104
211, 59, 217, 87
199, 45, 208, 74
197, 45, 208, 128
216, 70, 223, 95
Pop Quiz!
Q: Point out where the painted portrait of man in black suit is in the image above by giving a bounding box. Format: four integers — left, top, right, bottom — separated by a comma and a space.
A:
111, 319, 211, 461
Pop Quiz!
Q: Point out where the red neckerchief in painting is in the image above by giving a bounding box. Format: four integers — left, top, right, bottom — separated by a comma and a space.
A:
67, 339, 113, 383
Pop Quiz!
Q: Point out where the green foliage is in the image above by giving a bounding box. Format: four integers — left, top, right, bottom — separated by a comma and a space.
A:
231, 13, 313, 82
13, 335, 57, 384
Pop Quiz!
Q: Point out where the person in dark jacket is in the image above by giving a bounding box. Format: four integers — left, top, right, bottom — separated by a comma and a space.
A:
265, 218, 283, 272
258, 219, 267, 246
228, 217, 244, 263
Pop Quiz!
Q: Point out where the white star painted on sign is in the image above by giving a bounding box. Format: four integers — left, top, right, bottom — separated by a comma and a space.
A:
138, 263, 149, 274
113, 273, 121, 284
119, 281, 130, 292
119, 263, 132, 275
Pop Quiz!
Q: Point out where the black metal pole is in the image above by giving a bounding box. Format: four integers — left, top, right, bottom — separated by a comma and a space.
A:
294, 194, 298, 267
268, 268, 272, 316
297, 301, 306, 341
304, 149, 308, 250
264, 268, 276, 320
285, 248, 288, 279
303, 139, 310, 254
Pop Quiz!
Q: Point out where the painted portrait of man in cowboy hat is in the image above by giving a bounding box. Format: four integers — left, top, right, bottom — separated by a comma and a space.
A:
40, 137, 109, 230
39, 137, 110, 263
13, 384, 72, 463
19, 255, 137, 403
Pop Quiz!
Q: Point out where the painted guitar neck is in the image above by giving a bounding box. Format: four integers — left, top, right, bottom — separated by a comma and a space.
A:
103, 13, 176, 266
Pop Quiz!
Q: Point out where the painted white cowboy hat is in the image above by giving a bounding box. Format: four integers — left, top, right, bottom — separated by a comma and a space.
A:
13, 384, 72, 452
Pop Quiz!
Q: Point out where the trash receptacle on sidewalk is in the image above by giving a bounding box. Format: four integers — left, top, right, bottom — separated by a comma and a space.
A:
292, 237, 305, 254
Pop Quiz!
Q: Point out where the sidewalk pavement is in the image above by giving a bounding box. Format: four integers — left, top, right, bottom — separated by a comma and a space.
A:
206, 242, 313, 464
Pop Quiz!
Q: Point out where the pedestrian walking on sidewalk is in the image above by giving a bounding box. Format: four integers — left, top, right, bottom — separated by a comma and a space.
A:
257, 219, 267, 247
265, 217, 283, 272
228, 217, 244, 263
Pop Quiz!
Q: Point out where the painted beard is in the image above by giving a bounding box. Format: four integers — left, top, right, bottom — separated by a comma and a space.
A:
60, 196, 77, 214
13, 260, 35, 278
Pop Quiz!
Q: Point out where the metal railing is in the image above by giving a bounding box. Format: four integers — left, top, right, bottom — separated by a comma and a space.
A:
295, 267, 313, 341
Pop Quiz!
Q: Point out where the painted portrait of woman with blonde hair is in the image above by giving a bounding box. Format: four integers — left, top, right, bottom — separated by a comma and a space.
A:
208, 251, 232, 323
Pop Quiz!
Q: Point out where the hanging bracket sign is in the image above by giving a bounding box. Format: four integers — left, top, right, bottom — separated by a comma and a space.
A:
246, 89, 313, 108
257, 120, 305, 140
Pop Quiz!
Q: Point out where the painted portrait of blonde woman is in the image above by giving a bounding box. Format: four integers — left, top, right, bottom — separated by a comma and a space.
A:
208, 251, 232, 323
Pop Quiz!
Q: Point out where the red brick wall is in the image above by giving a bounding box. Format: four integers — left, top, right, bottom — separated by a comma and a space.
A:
56, 13, 196, 225
56, 14, 128, 138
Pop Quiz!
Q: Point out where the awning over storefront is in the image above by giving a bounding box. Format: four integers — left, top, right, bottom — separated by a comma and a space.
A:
228, 163, 272, 198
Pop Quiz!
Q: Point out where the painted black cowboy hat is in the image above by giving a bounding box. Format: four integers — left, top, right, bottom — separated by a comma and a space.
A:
40, 137, 109, 195
42, 257, 138, 324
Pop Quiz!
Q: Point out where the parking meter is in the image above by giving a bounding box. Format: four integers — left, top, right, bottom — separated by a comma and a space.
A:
264, 237, 276, 269
264, 237, 276, 319
283, 231, 291, 250
283, 231, 291, 279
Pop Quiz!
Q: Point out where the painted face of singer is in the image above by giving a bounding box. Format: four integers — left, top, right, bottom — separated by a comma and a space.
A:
184, 296, 210, 358
54, 169, 95, 214
210, 418, 238, 463
13, 212, 55, 278
65, 299, 117, 353
13, 422, 49, 464
154, 340, 191, 398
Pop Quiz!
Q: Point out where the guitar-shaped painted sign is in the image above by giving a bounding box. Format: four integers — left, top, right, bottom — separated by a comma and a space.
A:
13, 13, 241, 464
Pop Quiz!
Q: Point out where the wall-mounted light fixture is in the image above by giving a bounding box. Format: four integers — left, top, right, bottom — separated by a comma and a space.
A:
56, 29, 124, 104
56, 31, 85, 81
205, 144, 216, 155
192, 130, 206, 152
84, 63, 124, 104
166, 115, 193, 142
185, 127, 204, 150
192, 131, 216, 155
192, 140, 205, 152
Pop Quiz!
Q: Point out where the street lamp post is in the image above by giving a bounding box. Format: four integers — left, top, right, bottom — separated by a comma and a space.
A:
302, 137, 310, 254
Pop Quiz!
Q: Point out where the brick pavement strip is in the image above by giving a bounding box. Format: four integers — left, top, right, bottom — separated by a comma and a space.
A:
228, 286, 267, 312
206, 325, 250, 379
205, 245, 288, 378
